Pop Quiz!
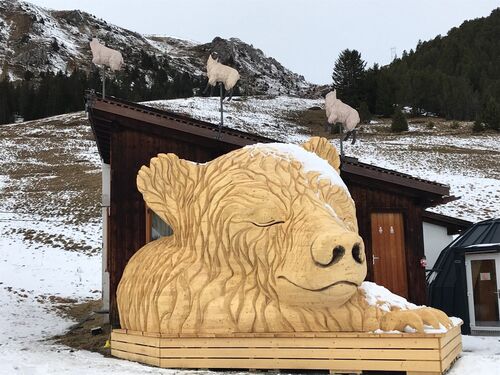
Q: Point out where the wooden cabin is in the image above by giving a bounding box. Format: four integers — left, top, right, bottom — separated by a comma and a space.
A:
86, 92, 457, 327
429, 218, 500, 335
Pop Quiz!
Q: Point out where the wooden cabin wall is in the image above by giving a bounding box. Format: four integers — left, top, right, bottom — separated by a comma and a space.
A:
108, 128, 234, 326
346, 181, 427, 305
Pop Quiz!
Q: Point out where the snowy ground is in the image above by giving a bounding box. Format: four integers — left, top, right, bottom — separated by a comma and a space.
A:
338, 130, 500, 222
0, 99, 499, 373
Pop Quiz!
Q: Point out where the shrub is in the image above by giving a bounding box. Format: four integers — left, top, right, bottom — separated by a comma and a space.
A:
481, 97, 500, 131
51, 38, 60, 52
358, 101, 372, 124
391, 106, 408, 132
328, 123, 342, 134
450, 121, 460, 129
472, 120, 484, 133
426, 121, 435, 129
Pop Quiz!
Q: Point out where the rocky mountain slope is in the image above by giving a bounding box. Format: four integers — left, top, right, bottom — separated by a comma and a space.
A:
0, 0, 315, 96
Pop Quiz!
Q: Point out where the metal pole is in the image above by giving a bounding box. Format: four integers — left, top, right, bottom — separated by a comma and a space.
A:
339, 123, 344, 156
220, 83, 224, 126
102, 66, 106, 99
217, 83, 223, 140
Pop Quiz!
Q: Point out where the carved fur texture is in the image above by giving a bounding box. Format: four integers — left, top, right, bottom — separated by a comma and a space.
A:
117, 137, 451, 334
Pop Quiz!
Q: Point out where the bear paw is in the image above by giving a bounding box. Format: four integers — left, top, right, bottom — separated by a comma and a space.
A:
380, 307, 452, 333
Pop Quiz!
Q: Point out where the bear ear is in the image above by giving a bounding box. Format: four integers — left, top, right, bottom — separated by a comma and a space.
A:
301, 137, 341, 173
137, 153, 201, 232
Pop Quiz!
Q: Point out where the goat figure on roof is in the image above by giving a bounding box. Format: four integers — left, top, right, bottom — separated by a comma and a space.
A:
204, 51, 240, 101
89, 37, 124, 98
89, 38, 124, 72
325, 90, 361, 148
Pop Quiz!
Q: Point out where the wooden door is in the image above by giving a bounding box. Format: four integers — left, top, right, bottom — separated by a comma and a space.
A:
370, 212, 408, 298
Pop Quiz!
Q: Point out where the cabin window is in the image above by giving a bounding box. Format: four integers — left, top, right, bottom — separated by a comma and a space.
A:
146, 206, 173, 242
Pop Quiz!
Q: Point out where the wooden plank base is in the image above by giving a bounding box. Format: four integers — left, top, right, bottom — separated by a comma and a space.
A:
111, 326, 462, 374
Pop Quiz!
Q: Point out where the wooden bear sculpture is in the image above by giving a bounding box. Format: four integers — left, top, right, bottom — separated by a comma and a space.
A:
117, 137, 451, 334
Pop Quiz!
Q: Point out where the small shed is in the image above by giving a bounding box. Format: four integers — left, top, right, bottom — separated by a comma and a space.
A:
86, 92, 456, 327
429, 218, 500, 335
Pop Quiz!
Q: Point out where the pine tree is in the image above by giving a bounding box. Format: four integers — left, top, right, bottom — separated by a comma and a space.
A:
363, 64, 379, 113
332, 49, 366, 108
0, 77, 13, 124
481, 97, 500, 131
358, 102, 372, 124
375, 71, 396, 117
391, 106, 408, 132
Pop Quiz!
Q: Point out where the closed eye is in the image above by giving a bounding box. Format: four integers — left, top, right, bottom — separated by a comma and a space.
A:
250, 220, 285, 227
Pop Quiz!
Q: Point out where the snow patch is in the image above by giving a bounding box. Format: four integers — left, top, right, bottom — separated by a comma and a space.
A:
246, 143, 349, 195
361, 281, 462, 333
361, 281, 418, 312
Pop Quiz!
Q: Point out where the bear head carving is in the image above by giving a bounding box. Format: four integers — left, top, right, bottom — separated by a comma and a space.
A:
118, 137, 367, 333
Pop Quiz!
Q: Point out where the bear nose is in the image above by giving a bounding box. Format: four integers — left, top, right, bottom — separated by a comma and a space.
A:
312, 232, 364, 267
315, 245, 345, 267
352, 243, 364, 264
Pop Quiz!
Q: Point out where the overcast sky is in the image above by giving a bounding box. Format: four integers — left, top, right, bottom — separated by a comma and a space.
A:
29, 0, 499, 84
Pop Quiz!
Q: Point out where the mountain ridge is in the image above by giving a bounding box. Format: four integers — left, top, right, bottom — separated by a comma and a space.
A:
0, 0, 317, 96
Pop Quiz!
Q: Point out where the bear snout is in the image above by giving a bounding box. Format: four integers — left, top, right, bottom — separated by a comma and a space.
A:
311, 232, 365, 267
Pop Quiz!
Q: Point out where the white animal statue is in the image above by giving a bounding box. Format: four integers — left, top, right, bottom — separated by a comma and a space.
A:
89, 38, 124, 71
325, 90, 360, 142
204, 51, 240, 101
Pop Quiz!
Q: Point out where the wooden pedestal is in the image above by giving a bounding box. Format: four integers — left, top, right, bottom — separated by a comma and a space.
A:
111, 325, 462, 374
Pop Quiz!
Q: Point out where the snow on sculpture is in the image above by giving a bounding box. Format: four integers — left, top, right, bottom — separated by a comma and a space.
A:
116, 137, 452, 334
325, 90, 360, 141
204, 51, 240, 101
89, 38, 124, 71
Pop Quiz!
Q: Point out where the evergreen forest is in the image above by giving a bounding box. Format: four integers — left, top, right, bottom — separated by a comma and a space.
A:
334, 8, 500, 131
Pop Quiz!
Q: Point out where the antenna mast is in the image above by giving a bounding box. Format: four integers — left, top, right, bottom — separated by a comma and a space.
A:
390, 47, 397, 61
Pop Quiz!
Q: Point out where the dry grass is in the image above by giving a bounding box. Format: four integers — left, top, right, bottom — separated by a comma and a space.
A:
283, 107, 334, 138
50, 299, 111, 357
0, 112, 101, 252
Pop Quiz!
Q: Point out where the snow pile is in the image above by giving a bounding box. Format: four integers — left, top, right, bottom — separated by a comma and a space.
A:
361, 281, 418, 312
246, 142, 349, 195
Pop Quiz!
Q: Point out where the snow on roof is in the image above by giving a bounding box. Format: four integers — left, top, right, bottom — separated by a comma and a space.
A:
465, 242, 500, 248
246, 142, 350, 195
146, 96, 322, 143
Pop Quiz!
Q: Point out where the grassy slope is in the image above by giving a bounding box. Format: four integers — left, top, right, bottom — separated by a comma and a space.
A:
0, 112, 101, 254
